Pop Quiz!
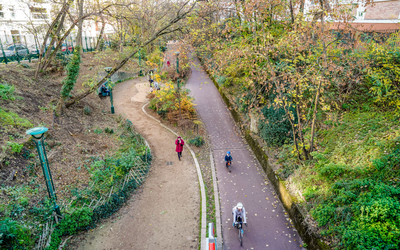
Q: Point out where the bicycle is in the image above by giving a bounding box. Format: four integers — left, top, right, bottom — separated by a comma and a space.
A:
235, 220, 244, 246
226, 161, 232, 172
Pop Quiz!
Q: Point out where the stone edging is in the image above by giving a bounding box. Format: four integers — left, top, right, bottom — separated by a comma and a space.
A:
141, 102, 208, 250
199, 60, 329, 250
209, 151, 223, 250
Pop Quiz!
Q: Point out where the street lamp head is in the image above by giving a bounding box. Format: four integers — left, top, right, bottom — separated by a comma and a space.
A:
26, 127, 48, 141
104, 67, 113, 73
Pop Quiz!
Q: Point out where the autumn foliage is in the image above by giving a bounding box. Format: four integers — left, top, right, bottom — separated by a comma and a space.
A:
186, 0, 400, 248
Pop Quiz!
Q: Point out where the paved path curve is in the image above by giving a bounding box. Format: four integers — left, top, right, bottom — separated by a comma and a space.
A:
77, 78, 200, 250
186, 56, 304, 250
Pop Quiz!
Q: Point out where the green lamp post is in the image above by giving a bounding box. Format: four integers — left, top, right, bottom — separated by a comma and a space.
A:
138, 50, 143, 76
26, 127, 61, 217
105, 67, 115, 114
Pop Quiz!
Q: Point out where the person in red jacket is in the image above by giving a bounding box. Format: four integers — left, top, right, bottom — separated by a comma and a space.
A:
175, 136, 184, 161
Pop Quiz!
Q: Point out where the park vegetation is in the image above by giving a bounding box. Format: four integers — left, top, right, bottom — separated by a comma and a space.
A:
1, 0, 200, 249
187, 0, 400, 249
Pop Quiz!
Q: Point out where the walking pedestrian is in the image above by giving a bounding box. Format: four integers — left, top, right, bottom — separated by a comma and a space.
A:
175, 136, 184, 161
167, 61, 170, 67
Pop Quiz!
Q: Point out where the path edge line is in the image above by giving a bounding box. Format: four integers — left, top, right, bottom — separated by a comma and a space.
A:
142, 102, 207, 250
209, 151, 223, 250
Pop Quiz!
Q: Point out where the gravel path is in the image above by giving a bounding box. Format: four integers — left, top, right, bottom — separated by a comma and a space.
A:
76, 78, 200, 250
186, 55, 305, 250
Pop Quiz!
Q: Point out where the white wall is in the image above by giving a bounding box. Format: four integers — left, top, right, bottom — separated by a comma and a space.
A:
0, 0, 51, 47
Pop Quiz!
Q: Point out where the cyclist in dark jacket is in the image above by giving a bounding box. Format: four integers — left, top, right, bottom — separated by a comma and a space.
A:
225, 151, 232, 168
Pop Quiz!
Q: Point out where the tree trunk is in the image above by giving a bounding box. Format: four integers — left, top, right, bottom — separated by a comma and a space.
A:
296, 84, 309, 160
283, 101, 302, 160
289, 0, 295, 24
43, 7, 68, 63
95, 16, 105, 50
35, 2, 69, 78
300, 0, 305, 14
76, 0, 84, 54
309, 13, 327, 154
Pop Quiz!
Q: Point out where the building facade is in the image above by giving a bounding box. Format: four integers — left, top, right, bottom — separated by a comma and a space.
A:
0, 0, 113, 51
303, 0, 400, 31
0, 0, 51, 47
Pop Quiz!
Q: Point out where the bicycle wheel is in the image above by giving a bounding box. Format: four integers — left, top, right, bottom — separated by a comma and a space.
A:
239, 229, 243, 246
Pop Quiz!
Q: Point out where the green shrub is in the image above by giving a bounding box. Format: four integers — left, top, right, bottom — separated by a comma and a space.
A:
215, 75, 227, 86
316, 163, 348, 180
0, 83, 16, 101
0, 109, 33, 128
188, 136, 204, 147
311, 141, 400, 249
94, 128, 102, 134
0, 218, 34, 249
160, 71, 168, 80
83, 105, 91, 115
105, 127, 114, 134
366, 37, 400, 110
47, 207, 93, 250
259, 105, 296, 146
7, 141, 23, 153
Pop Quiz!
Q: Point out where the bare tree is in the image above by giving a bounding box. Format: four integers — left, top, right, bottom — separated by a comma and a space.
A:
66, 0, 198, 108
34, 1, 115, 77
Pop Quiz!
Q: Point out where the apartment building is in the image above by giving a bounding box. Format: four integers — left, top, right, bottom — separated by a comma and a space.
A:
0, 0, 51, 46
0, 0, 110, 50
304, 0, 400, 31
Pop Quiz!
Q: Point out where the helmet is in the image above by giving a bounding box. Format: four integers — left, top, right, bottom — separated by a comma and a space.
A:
227, 151, 231, 155
237, 202, 243, 210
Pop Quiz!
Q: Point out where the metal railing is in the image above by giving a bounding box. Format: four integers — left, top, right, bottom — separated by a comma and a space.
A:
0, 35, 112, 64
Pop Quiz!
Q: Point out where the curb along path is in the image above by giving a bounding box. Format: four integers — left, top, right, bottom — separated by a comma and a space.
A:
141, 102, 208, 250
187, 57, 304, 250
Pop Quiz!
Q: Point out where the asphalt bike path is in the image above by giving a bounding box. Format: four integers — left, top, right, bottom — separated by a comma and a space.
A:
186, 56, 304, 250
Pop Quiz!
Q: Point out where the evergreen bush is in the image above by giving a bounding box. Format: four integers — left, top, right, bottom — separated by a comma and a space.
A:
259, 105, 296, 146
60, 46, 81, 100
188, 136, 204, 147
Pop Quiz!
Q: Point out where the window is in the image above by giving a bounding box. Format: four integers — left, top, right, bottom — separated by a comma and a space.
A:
30, 7, 48, 19
11, 30, 21, 44
0, 5, 4, 18
9, 6, 15, 18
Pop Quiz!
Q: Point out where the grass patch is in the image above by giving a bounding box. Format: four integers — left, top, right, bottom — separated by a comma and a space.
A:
0, 109, 33, 128
0, 82, 16, 101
